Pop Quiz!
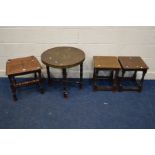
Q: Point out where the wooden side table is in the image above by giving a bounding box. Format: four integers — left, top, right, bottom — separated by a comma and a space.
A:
93, 56, 121, 91
41, 46, 85, 98
118, 56, 149, 92
6, 56, 44, 101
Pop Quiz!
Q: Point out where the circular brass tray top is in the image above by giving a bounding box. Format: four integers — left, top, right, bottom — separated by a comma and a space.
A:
41, 46, 85, 68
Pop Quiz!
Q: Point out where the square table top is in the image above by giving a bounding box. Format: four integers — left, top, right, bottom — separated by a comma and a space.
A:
118, 56, 149, 70
6, 56, 41, 76
93, 56, 121, 69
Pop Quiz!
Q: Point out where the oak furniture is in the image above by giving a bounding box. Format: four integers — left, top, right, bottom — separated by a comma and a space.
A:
118, 56, 149, 92
93, 56, 121, 91
41, 46, 85, 98
6, 56, 44, 101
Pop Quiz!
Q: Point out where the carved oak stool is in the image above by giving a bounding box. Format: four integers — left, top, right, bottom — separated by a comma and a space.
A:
6, 56, 44, 101
93, 56, 121, 91
118, 56, 149, 92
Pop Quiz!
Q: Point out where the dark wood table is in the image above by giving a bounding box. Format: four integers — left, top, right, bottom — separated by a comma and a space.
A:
6, 56, 44, 101
41, 46, 85, 98
93, 56, 121, 91
118, 56, 149, 92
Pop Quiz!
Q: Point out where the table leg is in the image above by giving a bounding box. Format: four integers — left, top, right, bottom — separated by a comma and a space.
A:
133, 70, 137, 80
113, 70, 119, 91
119, 70, 125, 91
138, 70, 147, 92
110, 71, 114, 81
38, 71, 44, 94
8, 76, 17, 101
79, 63, 83, 89
34, 72, 37, 79
62, 68, 68, 98
93, 68, 97, 91
46, 66, 51, 85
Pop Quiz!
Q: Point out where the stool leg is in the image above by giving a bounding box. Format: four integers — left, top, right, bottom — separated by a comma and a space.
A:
133, 70, 137, 80
138, 70, 147, 92
34, 72, 37, 79
38, 71, 44, 94
9, 76, 17, 101
113, 70, 119, 91
110, 71, 114, 83
93, 68, 97, 91
119, 70, 125, 91
79, 62, 83, 89
62, 68, 68, 98
46, 66, 51, 85
12, 76, 17, 85
34, 72, 38, 89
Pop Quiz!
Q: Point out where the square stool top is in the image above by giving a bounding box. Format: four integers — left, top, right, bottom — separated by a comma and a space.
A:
93, 56, 121, 69
118, 56, 149, 70
6, 56, 42, 76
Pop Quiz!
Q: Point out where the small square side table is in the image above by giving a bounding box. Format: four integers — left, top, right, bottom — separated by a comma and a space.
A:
6, 56, 44, 101
118, 56, 149, 92
93, 56, 121, 91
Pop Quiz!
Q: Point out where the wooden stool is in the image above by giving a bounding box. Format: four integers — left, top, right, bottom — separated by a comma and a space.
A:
118, 56, 149, 92
93, 56, 121, 91
6, 56, 44, 101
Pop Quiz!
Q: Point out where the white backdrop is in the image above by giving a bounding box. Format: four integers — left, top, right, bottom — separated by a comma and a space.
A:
0, 26, 155, 79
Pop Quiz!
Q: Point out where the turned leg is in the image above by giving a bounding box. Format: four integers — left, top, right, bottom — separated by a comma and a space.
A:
110, 71, 114, 80
119, 70, 126, 91
34, 72, 37, 79
34, 72, 38, 89
93, 68, 97, 91
46, 65, 51, 85
62, 68, 68, 98
133, 70, 137, 80
113, 70, 119, 91
138, 70, 147, 92
8, 76, 17, 101
38, 71, 44, 94
79, 63, 83, 89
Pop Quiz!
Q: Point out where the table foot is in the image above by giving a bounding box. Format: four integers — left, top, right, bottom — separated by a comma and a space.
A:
40, 88, 45, 94
13, 94, 18, 101
63, 91, 68, 98
79, 83, 83, 89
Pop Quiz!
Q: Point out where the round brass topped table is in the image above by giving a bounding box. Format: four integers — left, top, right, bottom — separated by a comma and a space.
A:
41, 46, 85, 98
